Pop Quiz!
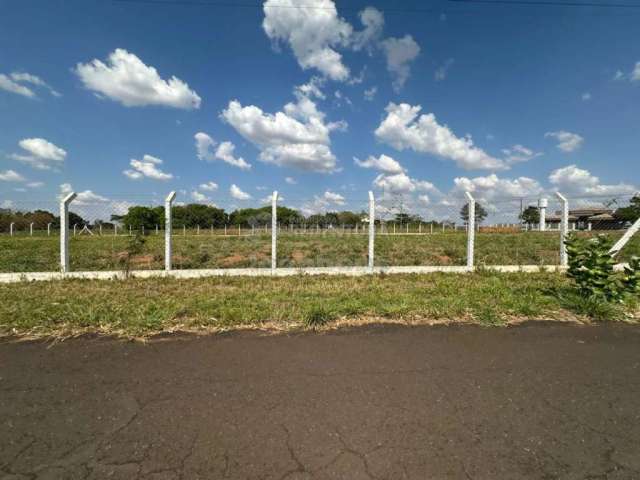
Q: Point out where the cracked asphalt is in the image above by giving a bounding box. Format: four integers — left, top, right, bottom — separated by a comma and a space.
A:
1, 323, 640, 479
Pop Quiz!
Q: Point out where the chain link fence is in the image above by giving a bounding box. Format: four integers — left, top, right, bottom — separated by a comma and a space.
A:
1, 190, 638, 274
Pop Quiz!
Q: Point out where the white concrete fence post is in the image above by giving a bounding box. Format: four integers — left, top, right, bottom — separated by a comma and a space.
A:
29, 223, 34, 236
555, 192, 569, 267
368, 191, 375, 271
271, 191, 278, 271
10, 222, 14, 236
165, 191, 176, 272
538, 197, 548, 232
47, 223, 51, 236
60, 192, 77, 274
465, 192, 475, 270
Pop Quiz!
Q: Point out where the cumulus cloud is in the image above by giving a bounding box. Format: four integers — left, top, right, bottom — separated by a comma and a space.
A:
545, 131, 584, 153
322, 190, 345, 205
352, 6, 384, 52
262, 0, 352, 81
354, 154, 404, 174
59, 183, 109, 205
123, 154, 173, 181
10, 138, 67, 170
582, 92, 592, 101
0, 170, 26, 182
373, 171, 438, 195
194, 133, 251, 170
380, 35, 420, 91
199, 181, 218, 191
215, 142, 251, 171
220, 84, 344, 173
549, 165, 636, 196
261, 2, 416, 90
375, 103, 506, 170
453, 174, 543, 201
190, 190, 212, 203
285, 176, 297, 184
230, 184, 252, 200
75, 49, 201, 109
434, 58, 454, 82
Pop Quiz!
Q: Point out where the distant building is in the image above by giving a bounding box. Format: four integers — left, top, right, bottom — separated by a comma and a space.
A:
546, 207, 623, 230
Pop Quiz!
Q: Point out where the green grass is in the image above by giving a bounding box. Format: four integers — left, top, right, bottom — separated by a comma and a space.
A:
0, 231, 638, 273
1, 271, 637, 338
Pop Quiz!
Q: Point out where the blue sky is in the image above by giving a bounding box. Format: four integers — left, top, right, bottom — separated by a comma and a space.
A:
1, 0, 639, 218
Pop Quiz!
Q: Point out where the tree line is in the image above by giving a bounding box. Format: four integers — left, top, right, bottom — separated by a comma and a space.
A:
2, 195, 638, 233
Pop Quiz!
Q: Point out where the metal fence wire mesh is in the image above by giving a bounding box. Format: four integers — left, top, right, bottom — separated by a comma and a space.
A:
1, 190, 638, 274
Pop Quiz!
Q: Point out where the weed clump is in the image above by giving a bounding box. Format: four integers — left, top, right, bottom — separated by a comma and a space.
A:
562, 234, 640, 320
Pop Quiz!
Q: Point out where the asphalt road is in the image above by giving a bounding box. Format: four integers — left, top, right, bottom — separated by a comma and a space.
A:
1, 323, 640, 479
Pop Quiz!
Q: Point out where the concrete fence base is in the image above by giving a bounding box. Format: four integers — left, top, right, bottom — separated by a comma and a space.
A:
0, 264, 589, 284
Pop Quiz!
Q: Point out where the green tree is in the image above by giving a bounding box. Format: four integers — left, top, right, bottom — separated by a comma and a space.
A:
117, 206, 165, 230
614, 195, 640, 223
519, 205, 540, 225
460, 202, 488, 224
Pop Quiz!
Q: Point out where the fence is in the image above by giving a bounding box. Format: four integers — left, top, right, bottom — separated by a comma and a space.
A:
0, 189, 638, 282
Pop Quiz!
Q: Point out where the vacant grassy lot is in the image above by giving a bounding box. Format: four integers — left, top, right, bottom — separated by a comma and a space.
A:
1, 272, 638, 338
0, 231, 638, 272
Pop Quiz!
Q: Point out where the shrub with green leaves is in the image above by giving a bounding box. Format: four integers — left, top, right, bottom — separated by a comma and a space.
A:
565, 234, 640, 303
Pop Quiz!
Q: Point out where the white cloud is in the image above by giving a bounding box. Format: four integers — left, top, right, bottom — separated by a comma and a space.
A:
0, 170, 26, 182
10, 138, 67, 170
215, 141, 251, 170
581, 92, 591, 101
375, 103, 505, 170
10, 72, 60, 97
549, 165, 636, 196
190, 190, 212, 203
322, 190, 345, 205
74, 49, 201, 109
296, 76, 325, 99
434, 58, 454, 82
59, 183, 109, 205
285, 176, 297, 184
0, 74, 35, 98
0, 71, 59, 98
612, 62, 640, 82
123, 154, 173, 181
453, 174, 543, 201
632, 62, 640, 81
199, 181, 218, 191
194, 132, 252, 170
230, 184, 252, 200
262, 0, 352, 81
194, 132, 216, 161
373, 172, 438, 195
363, 86, 377, 101
502, 144, 542, 165
220, 84, 344, 173
380, 35, 420, 91
418, 194, 430, 205
26, 181, 44, 188
354, 154, 404, 174
545, 131, 584, 153
352, 7, 384, 52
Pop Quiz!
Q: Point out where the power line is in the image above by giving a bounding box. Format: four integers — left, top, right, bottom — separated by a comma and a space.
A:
449, 0, 640, 8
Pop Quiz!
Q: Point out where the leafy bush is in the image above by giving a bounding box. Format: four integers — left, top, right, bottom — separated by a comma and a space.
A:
565, 234, 640, 304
